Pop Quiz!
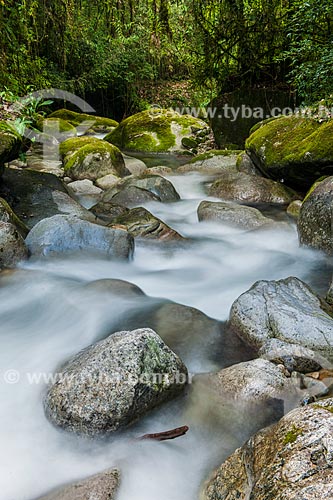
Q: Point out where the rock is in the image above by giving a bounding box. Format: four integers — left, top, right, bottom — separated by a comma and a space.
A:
90, 201, 129, 224
258, 339, 331, 373
143, 166, 173, 176
209, 171, 298, 204
109, 206, 183, 241
197, 200, 274, 229
104, 109, 210, 153
177, 150, 239, 174
0, 197, 29, 237
101, 174, 180, 207
287, 199, 302, 218
67, 180, 103, 197
229, 277, 333, 359
95, 174, 121, 190
245, 115, 333, 190
44, 328, 187, 436
61, 138, 129, 181
48, 109, 118, 134
201, 399, 333, 500
84, 278, 145, 297
201, 358, 293, 403
298, 176, 333, 252
122, 154, 147, 175
0, 221, 28, 268
37, 468, 119, 500
36, 118, 77, 142
0, 168, 98, 229
25, 215, 134, 259
236, 152, 261, 175
0, 121, 22, 172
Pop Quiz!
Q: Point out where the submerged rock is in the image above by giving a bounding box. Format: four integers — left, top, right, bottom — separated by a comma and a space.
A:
44, 328, 187, 436
37, 468, 120, 500
105, 109, 210, 153
25, 215, 134, 259
209, 171, 297, 204
201, 399, 333, 500
298, 176, 333, 253
0, 221, 28, 268
101, 174, 180, 207
229, 277, 333, 359
197, 200, 273, 229
246, 115, 333, 190
109, 206, 183, 241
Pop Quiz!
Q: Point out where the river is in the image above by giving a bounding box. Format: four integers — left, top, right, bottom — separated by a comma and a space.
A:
0, 170, 328, 499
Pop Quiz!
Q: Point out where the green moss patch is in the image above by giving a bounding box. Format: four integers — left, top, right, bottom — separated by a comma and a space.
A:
59, 136, 102, 157
49, 109, 118, 131
283, 425, 303, 445
36, 118, 77, 136
105, 109, 209, 153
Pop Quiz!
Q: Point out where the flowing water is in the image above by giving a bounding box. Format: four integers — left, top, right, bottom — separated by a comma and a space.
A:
0, 170, 329, 500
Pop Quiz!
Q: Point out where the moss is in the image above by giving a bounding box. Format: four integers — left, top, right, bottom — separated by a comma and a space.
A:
0, 198, 29, 237
190, 149, 242, 164
302, 176, 328, 203
283, 425, 303, 445
64, 141, 123, 172
313, 404, 333, 414
59, 136, 102, 157
105, 109, 209, 153
37, 118, 77, 135
249, 116, 281, 135
49, 109, 118, 130
0, 121, 22, 167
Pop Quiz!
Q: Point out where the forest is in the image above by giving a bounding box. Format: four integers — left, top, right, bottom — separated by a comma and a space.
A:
1, 0, 333, 116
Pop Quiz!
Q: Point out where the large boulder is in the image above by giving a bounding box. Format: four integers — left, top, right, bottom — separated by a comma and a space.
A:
0, 221, 28, 268
60, 137, 129, 181
49, 109, 118, 134
36, 118, 77, 142
108, 206, 183, 241
101, 174, 180, 207
197, 200, 274, 229
0, 121, 22, 173
0, 168, 97, 229
209, 171, 298, 205
104, 109, 210, 153
201, 399, 333, 500
44, 328, 187, 436
25, 214, 134, 259
246, 115, 333, 190
228, 277, 333, 359
37, 469, 119, 500
177, 150, 239, 175
298, 176, 333, 253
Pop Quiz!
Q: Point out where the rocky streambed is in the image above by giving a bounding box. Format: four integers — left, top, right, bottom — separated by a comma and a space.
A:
0, 110, 333, 499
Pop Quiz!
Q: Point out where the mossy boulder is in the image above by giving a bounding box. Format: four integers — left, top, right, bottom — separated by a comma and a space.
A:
109, 206, 184, 241
36, 118, 77, 142
104, 109, 210, 153
0, 121, 22, 173
101, 174, 180, 207
298, 176, 333, 253
0, 221, 28, 269
61, 138, 130, 181
246, 115, 333, 190
49, 108, 118, 134
0, 197, 29, 237
209, 171, 298, 205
